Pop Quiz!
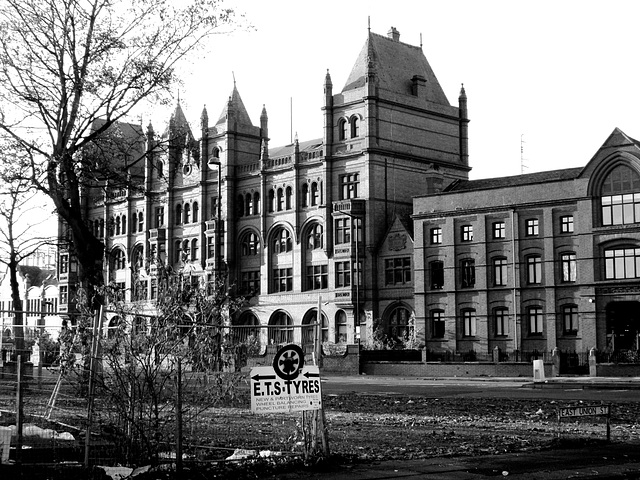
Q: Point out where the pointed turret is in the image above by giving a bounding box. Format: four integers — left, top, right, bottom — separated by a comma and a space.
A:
323, 70, 334, 149
324, 69, 333, 105
200, 105, 209, 132
216, 84, 254, 130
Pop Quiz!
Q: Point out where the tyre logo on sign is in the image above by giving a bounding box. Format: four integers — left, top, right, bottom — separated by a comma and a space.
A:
273, 344, 304, 381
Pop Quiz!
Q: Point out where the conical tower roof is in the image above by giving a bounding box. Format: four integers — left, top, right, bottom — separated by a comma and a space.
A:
216, 84, 254, 127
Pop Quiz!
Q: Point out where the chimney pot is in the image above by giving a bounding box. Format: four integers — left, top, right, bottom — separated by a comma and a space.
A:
387, 27, 400, 41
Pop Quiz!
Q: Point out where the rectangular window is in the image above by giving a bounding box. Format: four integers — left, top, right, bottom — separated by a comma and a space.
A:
340, 173, 359, 200
602, 194, 640, 226
495, 309, 508, 336
461, 224, 473, 242
272, 268, 293, 292
492, 222, 506, 239
385, 257, 411, 285
59, 254, 69, 274
207, 236, 215, 259
155, 206, 165, 228
528, 307, 544, 335
526, 218, 539, 236
493, 257, 508, 286
560, 215, 574, 233
460, 259, 475, 288
334, 218, 351, 245
432, 310, 445, 338
561, 253, 577, 282
462, 310, 476, 337
527, 256, 542, 284
605, 247, 640, 279
150, 279, 158, 300
59, 285, 68, 304
306, 265, 328, 290
241, 270, 260, 295
335, 261, 351, 287
430, 227, 442, 245
430, 261, 444, 290
563, 305, 578, 335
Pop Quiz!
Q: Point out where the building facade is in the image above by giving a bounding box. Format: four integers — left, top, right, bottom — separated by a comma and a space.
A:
58, 27, 469, 345
413, 128, 640, 356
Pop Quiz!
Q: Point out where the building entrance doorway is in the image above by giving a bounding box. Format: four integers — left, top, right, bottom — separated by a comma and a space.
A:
606, 301, 640, 351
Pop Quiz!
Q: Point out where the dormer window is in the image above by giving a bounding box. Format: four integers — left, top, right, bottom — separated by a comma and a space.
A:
601, 164, 640, 226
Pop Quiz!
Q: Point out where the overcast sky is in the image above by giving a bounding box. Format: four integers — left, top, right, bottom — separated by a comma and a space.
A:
161, 0, 640, 181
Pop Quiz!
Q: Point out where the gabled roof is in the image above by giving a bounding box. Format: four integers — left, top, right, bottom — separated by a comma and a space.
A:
342, 30, 450, 106
269, 138, 323, 158
443, 167, 583, 194
216, 85, 254, 127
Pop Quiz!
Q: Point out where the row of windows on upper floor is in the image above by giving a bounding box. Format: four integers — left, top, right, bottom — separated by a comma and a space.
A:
428, 305, 582, 339
427, 246, 640, 290
87, 173, 359, 236
429, 216, 574, 245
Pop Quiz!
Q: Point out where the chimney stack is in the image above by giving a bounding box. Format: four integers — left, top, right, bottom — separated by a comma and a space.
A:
387, 26, 400, 41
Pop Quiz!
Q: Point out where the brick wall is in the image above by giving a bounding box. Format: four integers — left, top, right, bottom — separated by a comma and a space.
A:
361, 361, 552, 378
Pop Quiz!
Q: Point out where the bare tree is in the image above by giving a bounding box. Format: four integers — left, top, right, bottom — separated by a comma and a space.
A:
0, 139, 56, 357
0, 0, 239, 305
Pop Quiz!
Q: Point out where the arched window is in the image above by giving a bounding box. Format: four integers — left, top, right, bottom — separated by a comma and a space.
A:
301, 183, 309, 208
233, 311, 260, 344
184, 203, 191, 224
302, 310, 328, 344
268, 311, 293, 344
131, 214, 137, 233
182, 239, 190, 258
111, 249, 126, 270
277, 188, 284, 211
285, 186, 293, 210
175, 204, 182, 225
121, 215, 127, 235
268, 189, 275, 213
191, 238, 198, 261
241, 232, 260, 256
307, 224, 323, 250
107, 316, 121, 340
350, 115, 359, 138
338, 118, 347, 141
311, 181, 320, 206
245, 193, 252, 216
99, 219, 105, 238
115, 216, 121, 235
132, 245, 144, 270
253, 192, 261, 215
157, 160, 164, 178
212, 147, 220, 158
601, 164, 640, 225
273, 228, 292, 254
175, 240, 182, 263
388, 306, 412, 339
192, 202, 199, 222
138, 211, 144, 232
335, 310, 347, 343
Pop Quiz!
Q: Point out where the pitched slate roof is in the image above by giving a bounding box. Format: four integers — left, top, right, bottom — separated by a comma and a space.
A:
342, 31, 450, 106
444, 167, 583, 193
269, 138, 323, 158
216, 85, 253, 127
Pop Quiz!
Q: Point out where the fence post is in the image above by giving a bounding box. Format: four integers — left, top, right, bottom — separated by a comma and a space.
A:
176, 358, 183, 473
493, 346, 500, 364
589, 347, 597, 377
15, 354, 23, 464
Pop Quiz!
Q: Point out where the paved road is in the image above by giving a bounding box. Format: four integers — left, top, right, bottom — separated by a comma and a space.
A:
321, 375, 640, 402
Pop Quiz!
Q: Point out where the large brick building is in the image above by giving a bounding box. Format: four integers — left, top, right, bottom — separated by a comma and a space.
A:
413, 128, 640, 357
57, 27, 470, 345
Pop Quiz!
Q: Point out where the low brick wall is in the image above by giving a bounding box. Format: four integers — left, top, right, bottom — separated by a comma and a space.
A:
594, 363, 640, 377
361, 361, 553, 378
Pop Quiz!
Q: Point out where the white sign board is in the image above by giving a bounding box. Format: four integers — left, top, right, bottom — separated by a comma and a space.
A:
250, 365, 322, 414
558, 405, 610, 418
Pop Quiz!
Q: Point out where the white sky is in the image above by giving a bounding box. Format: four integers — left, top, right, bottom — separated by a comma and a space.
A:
162, 0, 640, 180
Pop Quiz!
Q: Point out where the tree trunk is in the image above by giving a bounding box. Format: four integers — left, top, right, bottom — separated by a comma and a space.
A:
8, 256, 24, 360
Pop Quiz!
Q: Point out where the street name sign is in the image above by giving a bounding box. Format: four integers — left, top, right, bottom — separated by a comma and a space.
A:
250, 365, 322, 414
558, 405, 610, 418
